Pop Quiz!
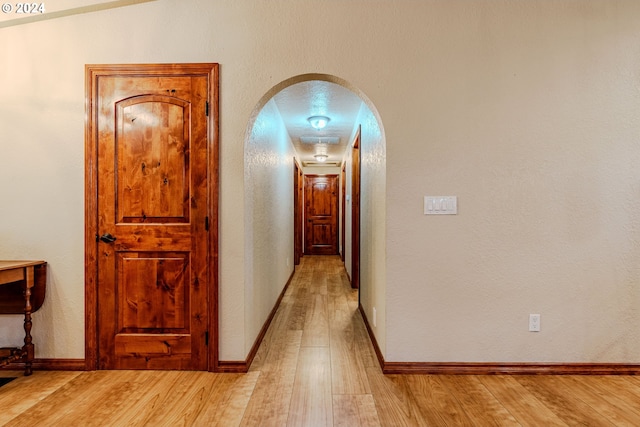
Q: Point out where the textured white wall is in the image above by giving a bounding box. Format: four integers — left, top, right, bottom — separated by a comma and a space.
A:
356, 105, 386, 355
1, 0, 640, 363
384, 1, 640, 363
0, 22, 86, 356
342, 104, 387, 354
244, 99, 295, 356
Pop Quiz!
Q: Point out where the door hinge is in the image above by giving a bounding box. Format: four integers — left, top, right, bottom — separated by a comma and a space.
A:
205, 101, 209, 116
205, 216, 209, 231
205, 331, 209, 346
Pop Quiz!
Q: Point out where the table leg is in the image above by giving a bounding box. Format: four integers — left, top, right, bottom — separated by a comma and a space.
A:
23, 266, 34, 376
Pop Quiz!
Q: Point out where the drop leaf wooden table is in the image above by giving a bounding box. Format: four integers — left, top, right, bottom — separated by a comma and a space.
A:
0, 260, 47, 376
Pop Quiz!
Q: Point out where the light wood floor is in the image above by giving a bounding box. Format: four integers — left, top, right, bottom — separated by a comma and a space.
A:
2, 255, 640, 426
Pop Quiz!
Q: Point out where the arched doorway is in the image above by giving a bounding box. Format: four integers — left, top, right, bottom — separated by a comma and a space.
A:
243, 73, 387, 368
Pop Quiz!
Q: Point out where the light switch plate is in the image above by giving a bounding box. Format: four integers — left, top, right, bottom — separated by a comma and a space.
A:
424, 196, 457, 215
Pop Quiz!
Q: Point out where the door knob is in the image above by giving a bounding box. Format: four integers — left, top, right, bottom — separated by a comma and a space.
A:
99, 233, 117, 243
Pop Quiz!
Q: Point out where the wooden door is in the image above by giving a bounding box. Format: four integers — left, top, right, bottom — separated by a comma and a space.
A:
351, 129, 361, 289
304, 175, 339, 255
85, 64, 218, 370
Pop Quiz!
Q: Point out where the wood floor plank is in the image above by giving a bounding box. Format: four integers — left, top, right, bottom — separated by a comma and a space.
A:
479, 375, 568, 427
330, 319, 371, 395
301, 293, 329, 347
254, 328, 302, 374
287, 346, 333, 427
333, 394, 381, 427
193, 371, 260, 427
66, 371, 186, 427
602, 376, 640, 402
240, 331, 301, 426
69, 370, 169, 427
286, 284, 310, 332
90, 371, 185, 427
404, 374, 477, 426
3, 370, 128, 427
439, 376, 521, 427
366, 368, 432, 427
310, 261, 328, 297
285, 268, 311, 332
330, 288, 371, 395
352, 311, 381, 369
251, 300, 295, 371
624, 375, 640, 388
0, 371, 82, 426
555, 376, 640, 427
0, 370, 22, 378
515, 375, 616, 426
129, 371, 229, 427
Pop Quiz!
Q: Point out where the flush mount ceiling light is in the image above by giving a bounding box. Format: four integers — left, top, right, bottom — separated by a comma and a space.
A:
307, 115, 330, 130
314, 138, 329, 162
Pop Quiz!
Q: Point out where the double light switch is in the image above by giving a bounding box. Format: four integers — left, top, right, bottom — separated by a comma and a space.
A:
424, 196, 457, 215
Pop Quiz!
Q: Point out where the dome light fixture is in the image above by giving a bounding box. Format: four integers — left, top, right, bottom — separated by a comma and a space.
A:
307, 115, 330, 130
314, 137, 329, 162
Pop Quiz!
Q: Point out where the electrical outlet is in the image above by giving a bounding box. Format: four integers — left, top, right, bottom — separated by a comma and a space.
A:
373, 307, 377, 327
529, 314, 540, 332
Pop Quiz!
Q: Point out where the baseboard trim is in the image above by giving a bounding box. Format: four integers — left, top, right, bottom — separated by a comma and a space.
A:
358, 303, 385, 370
358, 304, 640, 376
1, 358, 87, 371
382, 362, 640, 375
215, 268, 295, 373
215, 360, 249, 373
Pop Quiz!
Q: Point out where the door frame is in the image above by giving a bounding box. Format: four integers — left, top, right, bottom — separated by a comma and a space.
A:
293, 158, 303, 265
351, 127, 361, 289
84, 63, 219, 371
341, 162, 346, 262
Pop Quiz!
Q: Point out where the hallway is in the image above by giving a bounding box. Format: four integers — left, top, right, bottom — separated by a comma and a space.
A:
242, 255, 379, 426
1, 255, 640, 426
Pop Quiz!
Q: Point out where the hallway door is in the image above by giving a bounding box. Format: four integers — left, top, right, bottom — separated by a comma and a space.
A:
85, 64, 219, 370
304, 174, 339, 255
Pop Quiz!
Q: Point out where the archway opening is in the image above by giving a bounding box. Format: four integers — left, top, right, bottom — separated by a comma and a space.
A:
243, 73, 387, 367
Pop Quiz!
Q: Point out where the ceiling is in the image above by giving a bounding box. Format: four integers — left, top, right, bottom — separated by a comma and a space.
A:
272, 80, 364, 167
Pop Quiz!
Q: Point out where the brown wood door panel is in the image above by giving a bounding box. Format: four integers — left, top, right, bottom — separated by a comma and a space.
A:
114, 335, 192, 369
87, 64, 218, 371
117, 253, 189, 332
116, 96, 191, 223
304, 175, 338, 255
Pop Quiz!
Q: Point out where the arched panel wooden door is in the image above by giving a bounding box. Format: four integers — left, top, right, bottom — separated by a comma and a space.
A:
85, 64, 219, 370
304, 174, 339, 255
